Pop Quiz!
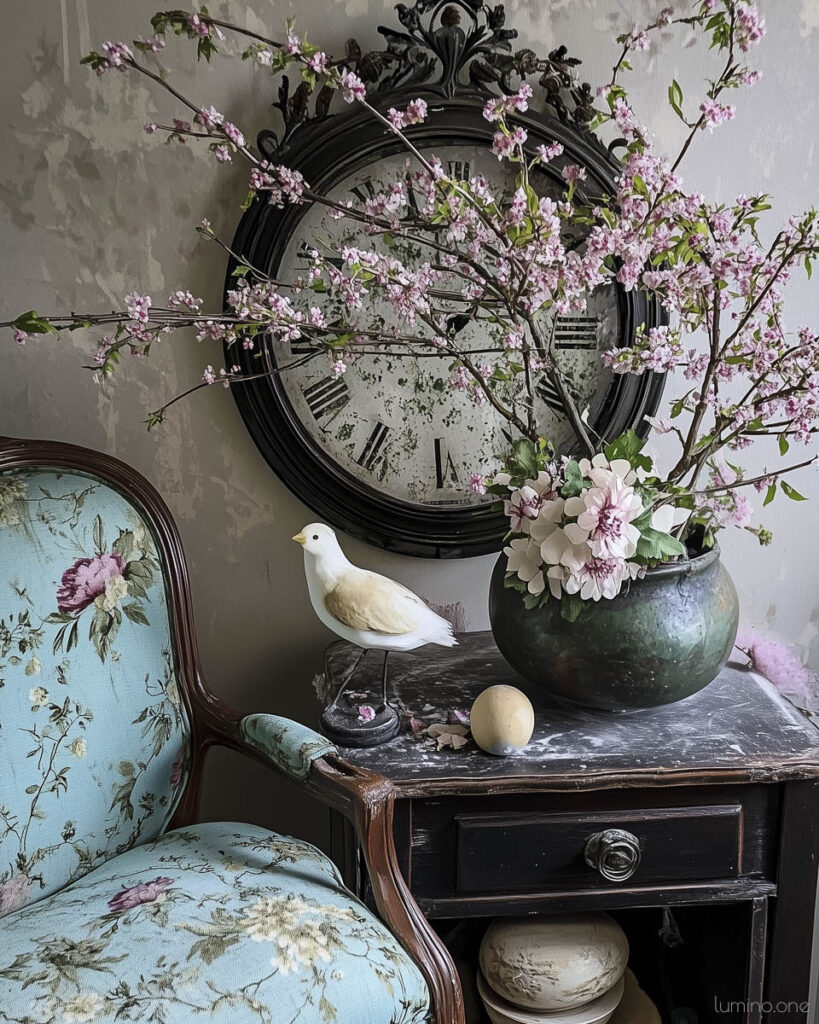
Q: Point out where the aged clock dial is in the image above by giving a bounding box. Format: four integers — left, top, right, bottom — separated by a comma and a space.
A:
276, 144, 619, 507
226, 103, 665, 556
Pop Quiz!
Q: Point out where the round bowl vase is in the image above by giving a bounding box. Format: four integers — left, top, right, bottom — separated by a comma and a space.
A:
488, 546, 739, 711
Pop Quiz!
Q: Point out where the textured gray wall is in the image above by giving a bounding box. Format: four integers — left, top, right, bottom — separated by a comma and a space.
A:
1, 1, 818, 965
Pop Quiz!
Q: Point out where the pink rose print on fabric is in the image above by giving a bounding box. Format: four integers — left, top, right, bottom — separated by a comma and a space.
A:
0, 874, 31, 918
57, 552, 125, 614
108, 876, 173, 912
169, 746, 186, 788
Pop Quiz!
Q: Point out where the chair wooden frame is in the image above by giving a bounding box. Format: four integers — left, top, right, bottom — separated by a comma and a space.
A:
0, 436, 465, 1024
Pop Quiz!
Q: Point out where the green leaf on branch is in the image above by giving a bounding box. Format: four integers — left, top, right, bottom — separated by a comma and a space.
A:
560, 460, 586, 499
231, 265, 252, 278
12, 311, 58, 335
605, 429, 652, 472
781, 480, 807, 501
668, 79, 685, 121
511, 438, 538, 478
778, 434, 790, 456
763, 483, 777, 506
635, 526, 687, 563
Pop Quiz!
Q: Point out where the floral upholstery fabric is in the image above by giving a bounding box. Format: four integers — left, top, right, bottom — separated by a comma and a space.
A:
240, 714, 337, 781
0, 468, 190, 915
0, 822, 430, 1024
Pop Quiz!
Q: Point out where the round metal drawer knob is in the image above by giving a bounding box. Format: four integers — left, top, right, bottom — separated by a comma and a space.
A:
584, 828, 642, 882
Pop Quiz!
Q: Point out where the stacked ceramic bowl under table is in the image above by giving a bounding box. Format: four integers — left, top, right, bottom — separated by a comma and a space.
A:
477, 913, 657, 1024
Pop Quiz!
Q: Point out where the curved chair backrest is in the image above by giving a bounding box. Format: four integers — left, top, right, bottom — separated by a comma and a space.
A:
0, 438, 199, 916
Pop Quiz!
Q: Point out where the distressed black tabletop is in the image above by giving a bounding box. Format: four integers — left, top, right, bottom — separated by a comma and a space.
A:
322, 631, 819, 795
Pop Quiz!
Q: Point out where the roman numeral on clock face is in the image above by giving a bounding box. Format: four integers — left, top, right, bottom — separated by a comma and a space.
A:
357, 421, 390, 472
447, 160, 471, 180
348, 178, 376, 204
536, 378, 565, 415
434, 438, 460, 488
554, 315, 599, 350
290, 338, 321, 356
302, 376, 350, 426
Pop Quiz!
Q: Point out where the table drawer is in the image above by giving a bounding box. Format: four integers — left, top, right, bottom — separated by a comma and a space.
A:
455, 804, 742, 894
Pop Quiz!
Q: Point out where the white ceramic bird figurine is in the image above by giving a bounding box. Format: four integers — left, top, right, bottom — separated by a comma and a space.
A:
293, 523, 457, 742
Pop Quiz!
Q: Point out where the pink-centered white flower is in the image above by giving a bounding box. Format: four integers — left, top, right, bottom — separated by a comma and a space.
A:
505, 472, 555, 532
563, 549, 641, 601
565, 466, 643, 559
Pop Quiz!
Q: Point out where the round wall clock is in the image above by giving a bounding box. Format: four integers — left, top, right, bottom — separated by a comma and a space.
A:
225, 1, 665, 557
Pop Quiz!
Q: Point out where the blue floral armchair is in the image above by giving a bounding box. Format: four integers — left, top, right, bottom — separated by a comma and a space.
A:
0, 438, 463, 1024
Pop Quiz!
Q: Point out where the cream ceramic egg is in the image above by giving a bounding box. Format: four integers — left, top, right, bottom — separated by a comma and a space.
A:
479, 913, 629, 1012
470, 685, 534, 756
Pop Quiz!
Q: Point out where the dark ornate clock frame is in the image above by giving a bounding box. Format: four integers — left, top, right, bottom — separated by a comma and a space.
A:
225, 0, 666, 557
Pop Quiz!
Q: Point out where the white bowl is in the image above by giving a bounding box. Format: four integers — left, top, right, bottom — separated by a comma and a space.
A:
479, 913, 629, 1011
477, 971, 625, 1024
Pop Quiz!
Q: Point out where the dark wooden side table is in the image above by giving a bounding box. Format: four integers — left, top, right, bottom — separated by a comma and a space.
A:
324, 632, 819, 1024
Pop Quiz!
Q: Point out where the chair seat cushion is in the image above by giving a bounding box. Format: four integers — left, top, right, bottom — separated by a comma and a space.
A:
0, 822, 430, 1024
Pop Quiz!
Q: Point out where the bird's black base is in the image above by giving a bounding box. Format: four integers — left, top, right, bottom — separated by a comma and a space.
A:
320, 703, 401, 748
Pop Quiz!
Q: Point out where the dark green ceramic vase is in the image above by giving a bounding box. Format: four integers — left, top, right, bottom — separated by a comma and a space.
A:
488, 546, 739, 711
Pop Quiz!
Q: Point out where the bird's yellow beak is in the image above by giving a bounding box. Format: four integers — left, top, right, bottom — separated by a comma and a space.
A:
292, 532, 307, 546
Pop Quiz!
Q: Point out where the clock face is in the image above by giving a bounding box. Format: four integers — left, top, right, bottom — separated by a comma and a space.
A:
226, 103, 665, 556
275, 143, 621, 508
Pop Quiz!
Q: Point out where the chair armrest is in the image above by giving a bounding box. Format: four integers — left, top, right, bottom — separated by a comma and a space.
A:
305, 755, 465, 1024
239, 713, 337, 782
177, 688, 464, 1024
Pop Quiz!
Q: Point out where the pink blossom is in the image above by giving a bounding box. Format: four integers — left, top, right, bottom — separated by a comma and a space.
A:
202, 365, 217, 385
700, 99, 735, 133
213, 144, 231, 164
167, 290, 201, 311
195, 106, 224, 130
340, 69, 366, 103
561, 164, 587, 185
491, 126, 527, 160
57, 552, 126, 614
627, 29, 650, 51
735, 2, 766, 52
223, 122, 245, 148
482, 83, 533, 123
100, 41, 133, 71
144, 122, 157, 135
187, 13, 211, 38
307, 52, 328, 74
469, 473, 488, 495
108, 877, 173, 913
284, 30, 301, 55
124, 292, 151, 323
331, 359, 347, 375
173, 118, 192, 134
612, 98, 643, 139
537, 141, 564, 163
357, 705, 375, 722
13, 330, 27, 346
657, 8, 674, 27
0, 875, 31, 918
